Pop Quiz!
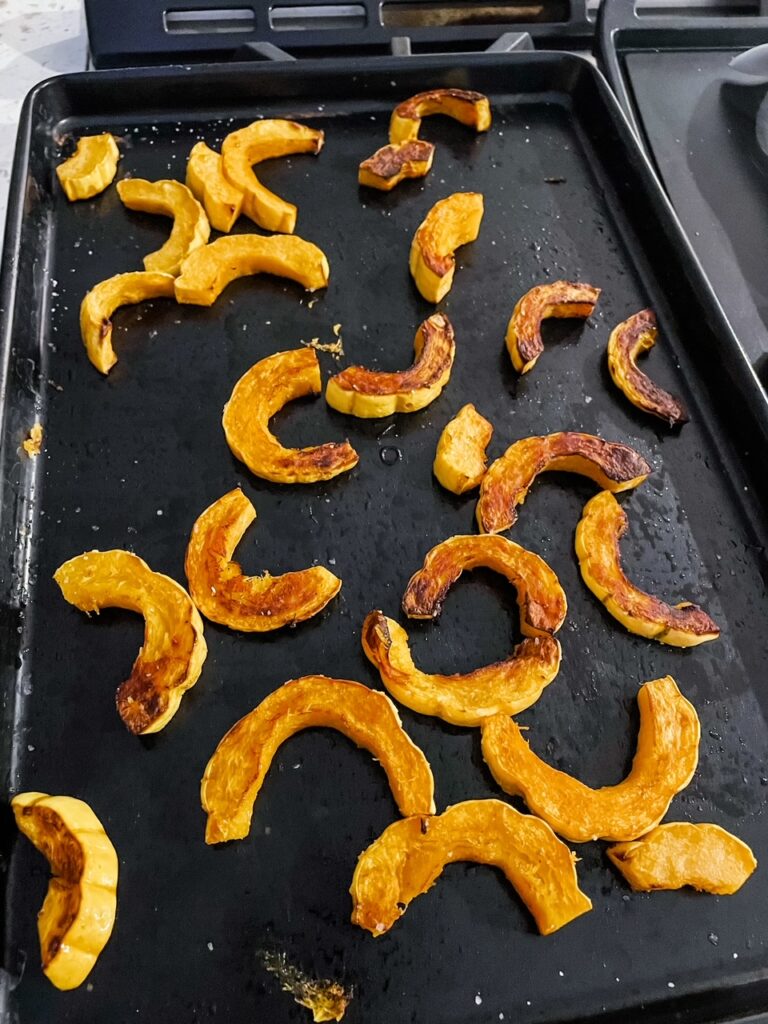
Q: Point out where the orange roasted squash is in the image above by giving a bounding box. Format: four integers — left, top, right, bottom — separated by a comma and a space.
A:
186, 141, 244, 233
433, 403, 493, 494
117, 177, 210, 276
410, 192, 484, 302
389, 89, 492, 144
607, 309, 688, 427
505, 281, 601, 374
358, 140, 435, 191
56, 134, 120, 201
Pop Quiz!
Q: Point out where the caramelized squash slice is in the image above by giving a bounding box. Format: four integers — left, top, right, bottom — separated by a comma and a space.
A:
477, 431, 651, 534
576, 491, 720, 646
325, 313, 455, 417
506, 281, 601, 374
410, 192, 484, 303
117, 177, 210, 276
607, 309, 688, 427
54, 550, 207, 734
201, 675, 435, 844
56, 134, 120, 201
186, 141, 244, 233
481, 676, 700, 843
12, 792, 118, 991
350, 799, 591, 937
389, 89, 492, 144
223, 348, 358, 484
433, 403, 493, 494
358, 140, 435, 191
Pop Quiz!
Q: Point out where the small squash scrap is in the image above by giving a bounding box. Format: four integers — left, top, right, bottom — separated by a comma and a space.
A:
185, 488, 341, 630
505, 281, 601, 374
186, 141, 244, 233
12, 792, 118, 990
350, 799, 591, 937
389, 89, 492, 144
54, 550, 207, 734
607, 309, 688, 427
56, 134, 120, 201
477, 431, 651, 535
576, 491, 720, 646
79, 271, 176, 375
117, 178, 210, 276
358, 140, 435, 191
221, 119, 323, 233
201, 675, 435, 844
607, 822, 757, 895
410, 192, 484, 303
481, 676, 700, 843
433, 403, 493, 494
325, 313, 455, 417
174, 233, 329, 306
223, 348, 358, 484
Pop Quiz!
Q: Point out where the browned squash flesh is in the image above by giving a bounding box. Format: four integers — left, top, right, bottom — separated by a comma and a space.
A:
607, 309, 688, 427
433, 403, 493, 494
389, 89, 492, 144
358, 140, 435, 191
410, 192, 484, 303
201, 675, 436, 843
505, 281, 601, 374
116, 177, 210, 276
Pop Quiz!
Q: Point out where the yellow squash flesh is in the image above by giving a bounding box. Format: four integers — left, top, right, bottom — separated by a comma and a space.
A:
433, 403, 494, 494
117, 177, 210, 276
389, 89, 492, 144
410, 192, 484, 303
56, 134, 120, 201
186, 141, 244, 233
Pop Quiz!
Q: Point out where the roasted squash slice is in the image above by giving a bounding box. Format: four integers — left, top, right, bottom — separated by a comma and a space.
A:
223, 348, 358, 484
410, 192, 484, 303
12, 792, 118, 990
505, 281, 601, 374
481, 676, 700, 843
56, 134, 120, 201
54, 550, 207, 735
433, 403, 493, 494
325, 313, 455, 417
607, 309, 688, 427
185, 487, 341, 630
221, 119, 323, 233
80, 271, 176, 374
350, 799, 591, 937
186, 141, 244, 233
116, 177, 210, 276
201, 675, 435, 844
607, 822, 757, 894
389, 89, 492, 144
174, 233, 329, 306
358, 140, 435, 191
575, 490, 720, 646
477, 431, 651, 535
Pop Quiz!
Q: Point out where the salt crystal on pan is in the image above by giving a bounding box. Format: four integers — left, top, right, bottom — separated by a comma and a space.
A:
475, 994, 482, 1006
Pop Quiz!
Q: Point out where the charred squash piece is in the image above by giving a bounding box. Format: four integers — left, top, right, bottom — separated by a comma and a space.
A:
350, 799, 591, 937
223, 348, 358, 484
481, 676, 700, 843
607, 822, 757, 894
477, 431, 651, 535
12, 793, 118, 991
607, 309, 688, 427
576, 491, 719, 646
358, 140, 435, 191
221, 119, 323, 233
505, 281, 601, 374
201, 675, 435, 844
325, 313, 455, 417
389, 89, 492, 144
186, 141, 244, 233
410, 192, 484, 303
174, 233, 329, 306
54, 550, 207, 735
79, 271, 176, 374
56, 134, 120, 201
433, 403, 493, 494
185, 488, 341, 630
117, 177, 210, 276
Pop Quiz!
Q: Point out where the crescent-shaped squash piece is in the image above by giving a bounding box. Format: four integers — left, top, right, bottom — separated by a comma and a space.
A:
575, 490, 719, 646
201, 675, 436, 844
174, 233, 329, 306
325, 313, 455, 417
223, 348, 358, 484
54, 550, 207, 734
358, 140, 435, 191
221, 119, 323, 233
350, 799, 591, 937
607, 822, 757, 894
607, 309, 688, 427
481, 676, 700, 843
477, 431, 651, 535
12, 792, 118, 990
186, 141, 244, 233
506, 281, 601, 374
80, 271, 176, 374
56, 134, 120, 201
116, 177, 210, 276
410, 192, 484, 303
185, 487, 341, 630
389, 89, 492, 144
433, 403, 493, 494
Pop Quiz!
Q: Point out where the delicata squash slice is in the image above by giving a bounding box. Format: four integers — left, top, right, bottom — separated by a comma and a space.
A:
56, 133, 120, 201
12, 792, 118, 990
389, 89, 492, 144
325, 313, 455, 417
506, 281, 601, 374
576, 490, 720, 646
54, 550, 207, 734
481, 676, 700, 843
116, 178, 210, 276
607, 309, 688, 427
350, 799, 591, 937
410, 192, 484, 303
433, 403, 493, 494
185, 487, 341, 630
186, 141, 244, 233
201, 675, 435, 844
477, 431, 651, 535
358, 140, 435, 191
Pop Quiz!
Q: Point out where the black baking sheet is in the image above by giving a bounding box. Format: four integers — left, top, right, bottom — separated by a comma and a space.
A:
2, 53, 768, 1024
